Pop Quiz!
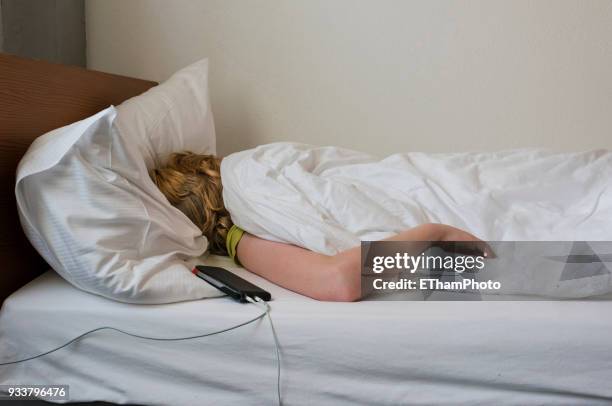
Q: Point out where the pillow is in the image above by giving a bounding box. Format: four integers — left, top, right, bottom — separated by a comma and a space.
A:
16, 107, 219, 303
115, 58, 216, 170
15, 58, 220, 303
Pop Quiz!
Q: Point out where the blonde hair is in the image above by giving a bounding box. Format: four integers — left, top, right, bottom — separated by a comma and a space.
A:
151, 152, 232, 255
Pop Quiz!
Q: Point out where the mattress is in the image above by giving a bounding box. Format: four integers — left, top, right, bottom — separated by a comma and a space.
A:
1, 255, 612, 405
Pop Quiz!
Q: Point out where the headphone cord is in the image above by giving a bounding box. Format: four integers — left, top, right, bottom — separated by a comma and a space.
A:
0, 297, 282, 405
247, 296, 282, 406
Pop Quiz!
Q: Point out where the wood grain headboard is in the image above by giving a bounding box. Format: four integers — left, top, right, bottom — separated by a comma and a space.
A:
0, 53, 157, 305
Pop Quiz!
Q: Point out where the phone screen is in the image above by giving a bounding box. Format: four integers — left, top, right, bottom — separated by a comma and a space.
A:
194, 265, 272, 302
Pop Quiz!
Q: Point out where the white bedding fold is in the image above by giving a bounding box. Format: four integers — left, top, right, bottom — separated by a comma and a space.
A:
222, 143, 612, 254
221, 143, 612, 297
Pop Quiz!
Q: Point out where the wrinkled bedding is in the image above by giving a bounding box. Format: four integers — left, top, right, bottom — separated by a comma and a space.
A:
221, 143, 612, 297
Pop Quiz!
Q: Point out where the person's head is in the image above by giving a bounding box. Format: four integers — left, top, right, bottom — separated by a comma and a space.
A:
151, 152, 232, 255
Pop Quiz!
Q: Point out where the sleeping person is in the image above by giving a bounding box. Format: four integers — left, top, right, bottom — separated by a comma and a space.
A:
151, 151, 482, 302
151, 144, 612, 301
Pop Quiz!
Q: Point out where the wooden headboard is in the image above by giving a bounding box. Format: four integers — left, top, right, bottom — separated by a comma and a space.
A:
0, 53, 157, 305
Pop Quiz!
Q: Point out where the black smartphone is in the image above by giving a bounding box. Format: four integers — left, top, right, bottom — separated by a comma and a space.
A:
193, 265, 272, 302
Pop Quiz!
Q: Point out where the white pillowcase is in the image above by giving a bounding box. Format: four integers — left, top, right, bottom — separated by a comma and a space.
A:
115, 58, 216, 168
15, 59, 220, 303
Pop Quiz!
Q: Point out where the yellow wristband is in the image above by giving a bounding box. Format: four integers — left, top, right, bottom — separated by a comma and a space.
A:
225, 225, 245, 265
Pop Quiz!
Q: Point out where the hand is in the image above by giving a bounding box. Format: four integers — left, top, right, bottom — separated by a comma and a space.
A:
383, 223, 494, 257
436, 224, 482, 242
432, 224, 495, 258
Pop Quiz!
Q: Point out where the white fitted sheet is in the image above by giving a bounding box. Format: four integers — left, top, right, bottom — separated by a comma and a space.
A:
1, 256, 612, 405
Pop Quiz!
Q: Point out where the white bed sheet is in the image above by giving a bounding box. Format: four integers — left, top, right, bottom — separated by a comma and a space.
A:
1, 256, 612, 405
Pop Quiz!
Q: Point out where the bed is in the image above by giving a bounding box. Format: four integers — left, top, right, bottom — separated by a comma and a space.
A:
3, 255, 612, 405
1, 53, 612, 406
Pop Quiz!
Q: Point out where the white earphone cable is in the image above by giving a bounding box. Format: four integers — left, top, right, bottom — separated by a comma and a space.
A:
0, 297, 282, 405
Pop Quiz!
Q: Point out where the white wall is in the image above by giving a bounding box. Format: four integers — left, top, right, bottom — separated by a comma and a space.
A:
86, 0, 612, 156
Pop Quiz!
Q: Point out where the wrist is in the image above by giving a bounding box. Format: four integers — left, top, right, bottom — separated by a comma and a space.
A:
422, 223, 448, 240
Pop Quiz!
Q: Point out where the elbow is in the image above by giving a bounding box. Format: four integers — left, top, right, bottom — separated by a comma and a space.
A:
330, 283, 361, 302
314, 284, 360, 302
314, 254, 361, 302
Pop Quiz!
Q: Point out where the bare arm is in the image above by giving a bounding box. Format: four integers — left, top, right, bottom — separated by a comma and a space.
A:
236, 223, 482, 301
236, 234, 348, 301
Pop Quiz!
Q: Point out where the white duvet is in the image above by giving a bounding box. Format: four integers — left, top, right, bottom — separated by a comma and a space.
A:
221, 143, 612, 298
222, 142, 612, 255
